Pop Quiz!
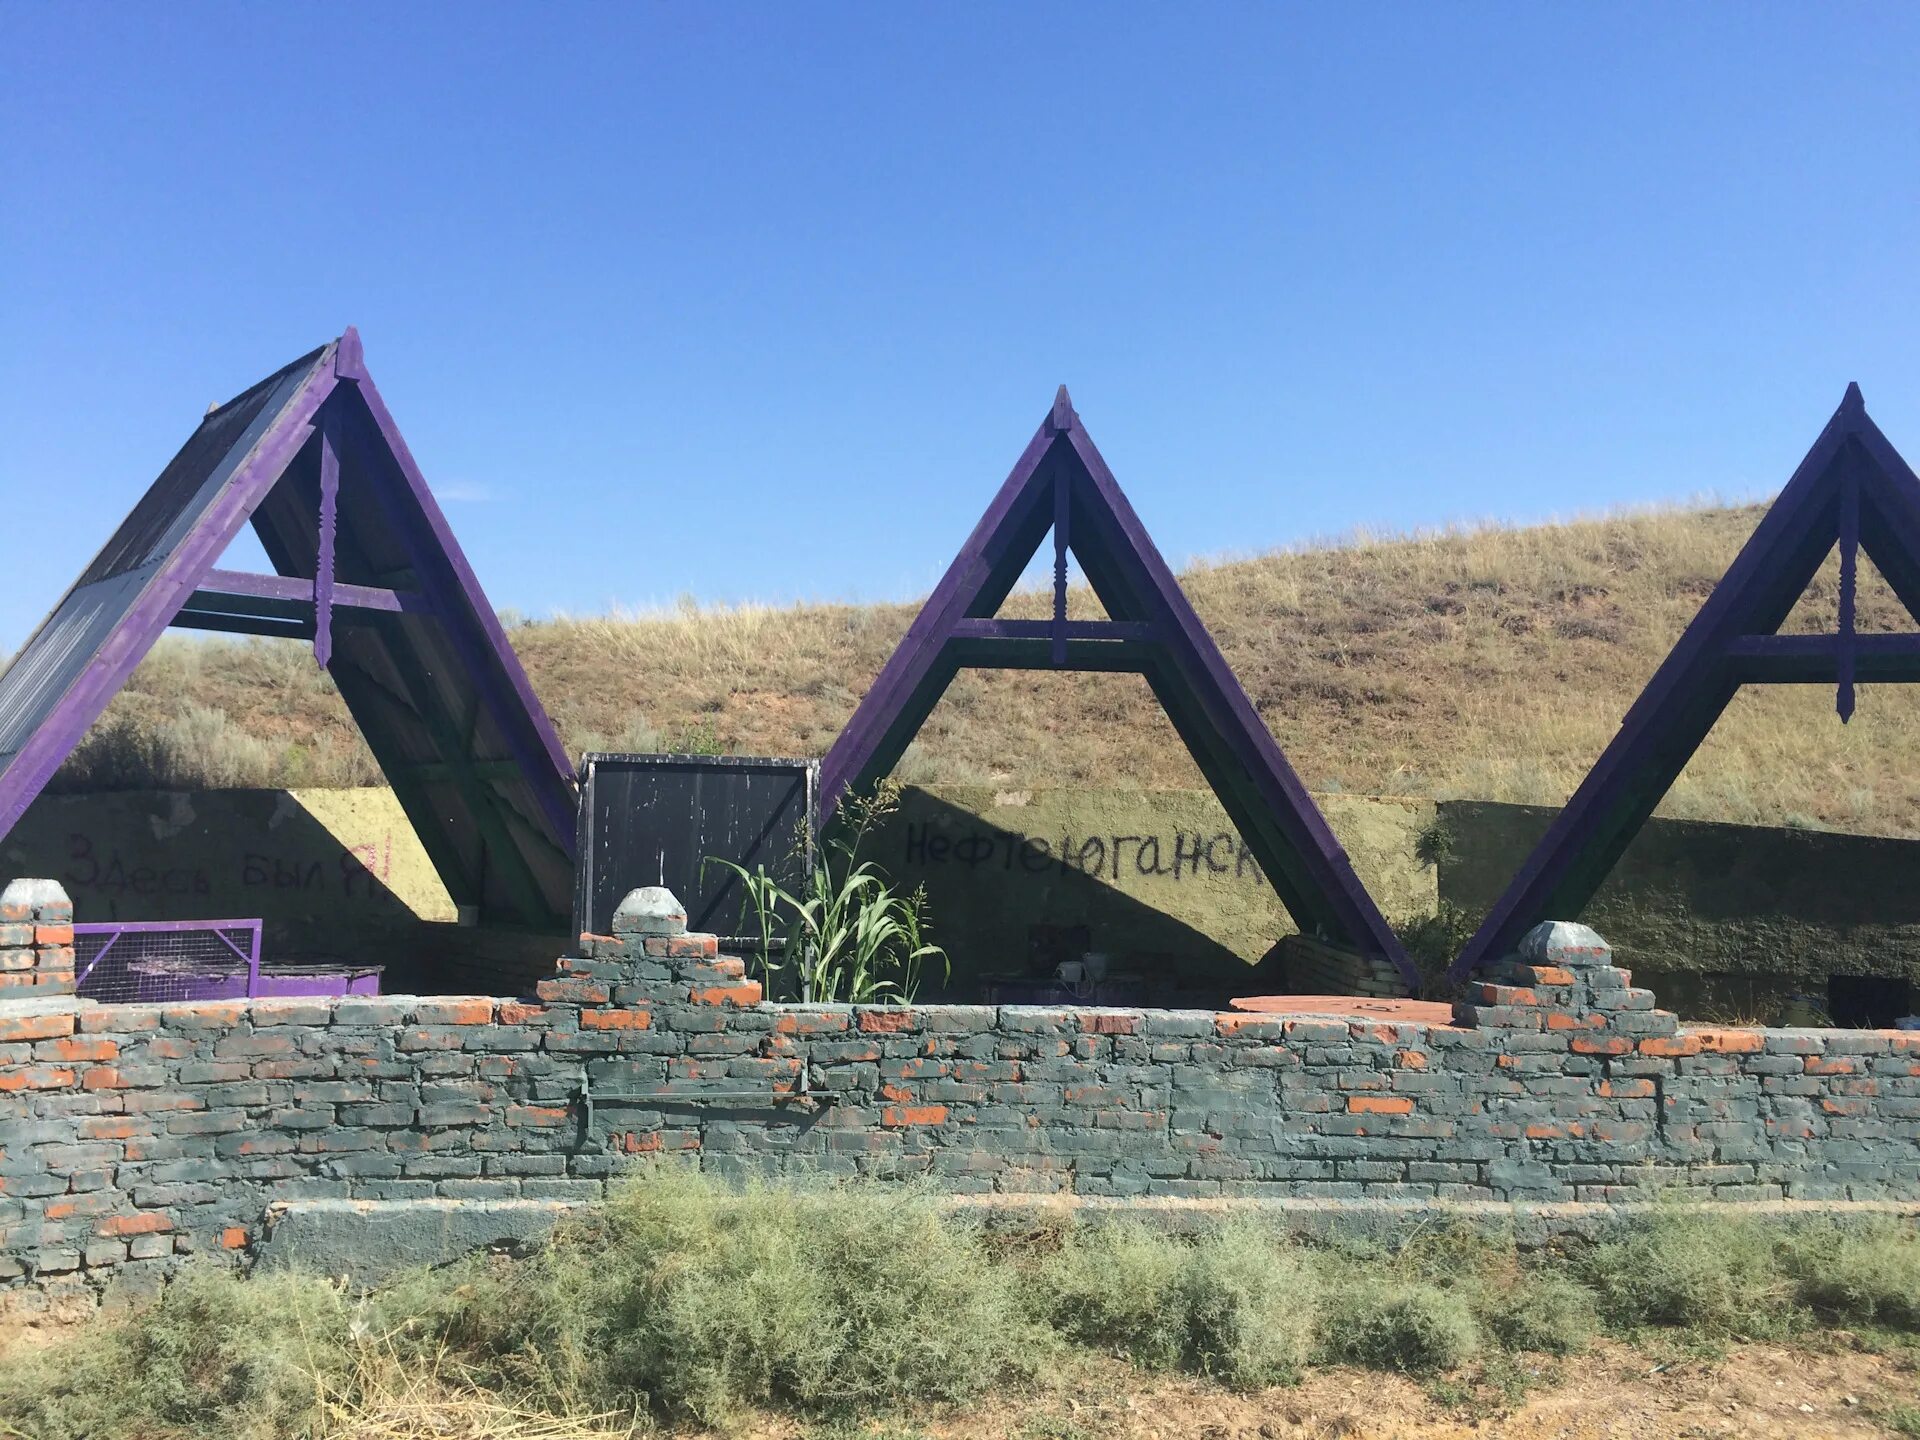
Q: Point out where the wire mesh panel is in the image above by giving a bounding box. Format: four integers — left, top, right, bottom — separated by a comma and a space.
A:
74, 920, 263, 1005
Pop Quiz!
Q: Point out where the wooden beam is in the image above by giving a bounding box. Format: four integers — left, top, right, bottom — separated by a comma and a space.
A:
1722, 632, 1920, 684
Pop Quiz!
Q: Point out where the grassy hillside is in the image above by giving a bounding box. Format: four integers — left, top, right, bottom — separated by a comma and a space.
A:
46, 502, 1920, 836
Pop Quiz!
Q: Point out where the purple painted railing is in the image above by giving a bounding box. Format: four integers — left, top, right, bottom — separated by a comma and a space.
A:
74, 919, 264, 1004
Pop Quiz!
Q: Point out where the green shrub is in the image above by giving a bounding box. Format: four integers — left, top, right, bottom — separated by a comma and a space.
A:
1033, 1220, 1190, 1369
1580, 1207, 1799, 1338
1318, 1277, 1483, 1374
428, 1167, 1037, 1425
1782, 1218, 1920, 1331
1481, 1268, 1599, 1355
0, 1269, 353, 1440
1180, 1221, 1319, 1387
1034, 1219, 1317, 1388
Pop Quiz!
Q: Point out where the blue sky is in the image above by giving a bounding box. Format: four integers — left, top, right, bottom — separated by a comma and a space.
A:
3, 4, 1917, 649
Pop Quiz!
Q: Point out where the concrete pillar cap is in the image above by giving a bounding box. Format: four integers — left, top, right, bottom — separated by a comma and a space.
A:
0, 877, 71, 920
612, 886, 688, 937
1518, 920, 1611, 969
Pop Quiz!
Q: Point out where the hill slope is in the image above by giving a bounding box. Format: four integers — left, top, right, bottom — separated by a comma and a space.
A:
47, 503, 1920, 836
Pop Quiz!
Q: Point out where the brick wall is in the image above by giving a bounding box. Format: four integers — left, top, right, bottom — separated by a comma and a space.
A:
3, 882, 1918, 1305
0, 879, 76, 1000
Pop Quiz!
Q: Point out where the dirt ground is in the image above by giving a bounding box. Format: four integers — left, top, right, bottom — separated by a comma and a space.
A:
763, 1344, 1920, 1440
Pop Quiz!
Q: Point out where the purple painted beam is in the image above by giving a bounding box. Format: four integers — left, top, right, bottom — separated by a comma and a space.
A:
315, 410, 339, 668
0, 329, 580, 929
949, 618, 1160, 643
196, 569, 431, 614
817, 387, 1414, 983
1449, 384, 1920, 979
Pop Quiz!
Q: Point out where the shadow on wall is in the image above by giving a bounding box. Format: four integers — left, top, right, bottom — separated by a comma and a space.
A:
0, 787, 563, 997
865, 788, 1302, 1006
1438, 799, 1920, 1024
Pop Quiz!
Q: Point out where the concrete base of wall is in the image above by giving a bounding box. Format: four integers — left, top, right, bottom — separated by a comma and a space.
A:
245, 1192, 1920, 1283
256, 1198, 580, 1285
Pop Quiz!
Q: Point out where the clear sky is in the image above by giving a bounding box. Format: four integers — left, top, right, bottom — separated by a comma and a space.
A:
3, 4, 1917, 649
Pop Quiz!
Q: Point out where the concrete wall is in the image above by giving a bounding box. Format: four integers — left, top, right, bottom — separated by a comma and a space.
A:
3, 788, 455, 950
9, 785, 1920, 1009
878, 786, 1435, 995
1438, 800, 1920, 1007
4, 884, 1917, 1309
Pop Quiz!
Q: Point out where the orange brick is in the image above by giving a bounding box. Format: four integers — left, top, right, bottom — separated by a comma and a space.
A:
619, 1132, 663, 1153
1527, 965, 1577, 986
0, 1013, 74, 1043
40, 1037, 118, 1063
1525, 1122, 1584, 1140
773, 1011, 849, 1036
881, 1104, 948, 1127
1637, 1035, 1702, 1058
1347, 1095, 1414, 1115
537, 978, 610, 1005
97, 1212, 172, 1238
33, 924, 74, 947
221, 1227, 250, 1250
1571, 1035, 1636, 1056
80, 1116, 140, 1141
858, 1009, 916, 1033
691, 983, 762, 1007
1598, 1079, 1656, 1099
82, 1066, 131, 1090
1394, 1049, 1428, 1070
579, 1008, 652, 1031
0, 1066, 75, 1091
1805, 1055, 1856, 1075
79, 1008, 156, 1034
1080, 1012, 1138, 1035
878, 1082, 913, 1102
497, 1001, 543, 1025
1547, 1011, 1604, 1031
414, 998, 494, 1025
1691, 1027, 1764, 1055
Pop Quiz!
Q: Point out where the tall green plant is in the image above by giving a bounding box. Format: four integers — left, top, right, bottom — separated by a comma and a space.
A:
707, 783, 947, 1004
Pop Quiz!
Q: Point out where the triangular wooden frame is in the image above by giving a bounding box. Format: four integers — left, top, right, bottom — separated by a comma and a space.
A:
1452, 384, 1920, 978
0, 330, 578, 928
819, 387, 1414, 984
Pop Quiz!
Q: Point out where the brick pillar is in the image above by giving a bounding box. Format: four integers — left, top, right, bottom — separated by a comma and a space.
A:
0, 879, 75, 1000
1457, 919, 1679, 1044
549, 886, 761, 1009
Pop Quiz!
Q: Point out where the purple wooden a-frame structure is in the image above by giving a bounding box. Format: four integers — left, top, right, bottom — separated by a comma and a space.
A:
0, 330, 578, 929
819, 387, 1415, 985
1451, 384, 1920, 979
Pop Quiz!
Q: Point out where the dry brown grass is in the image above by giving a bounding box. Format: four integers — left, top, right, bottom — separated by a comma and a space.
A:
53, 503, 1920, 835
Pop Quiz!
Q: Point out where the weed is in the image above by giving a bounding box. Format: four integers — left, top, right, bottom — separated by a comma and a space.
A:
1318, 1277, 1483, 1374
1179, 1220, 1319, 1388
1034, 1219, 1316, 1388
1782, 1218, 1920, 1330
1886, 1403, 1920, 1437
710, 784, 947, 1004
1033, 1220, 1189, 1370
1581, 1206, 1801, 1339
421, 1168, 1036, 1426
0, 1269, 353, 1440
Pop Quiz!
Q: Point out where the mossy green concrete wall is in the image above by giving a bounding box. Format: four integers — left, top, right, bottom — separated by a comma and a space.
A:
10, 785, 1919, 1008
1, 788, 455, 959
877, 786, 1436, 993
1437, 799, 1920, 990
